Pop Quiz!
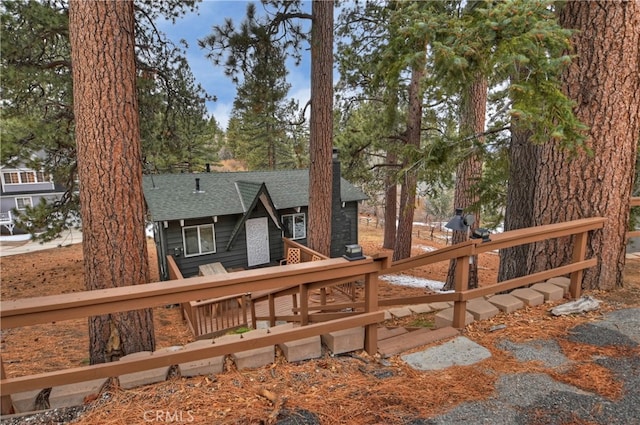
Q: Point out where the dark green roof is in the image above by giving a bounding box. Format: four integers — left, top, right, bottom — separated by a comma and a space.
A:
143, 170, 367, 222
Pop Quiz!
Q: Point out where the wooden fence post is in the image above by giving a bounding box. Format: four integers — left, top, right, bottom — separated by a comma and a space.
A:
363, 270, 379, 355
299, 284, 309, 326
364, 254, 389, 355
452, 254, 470, 328
1, 359, 15, 415
570, 231, 588, 298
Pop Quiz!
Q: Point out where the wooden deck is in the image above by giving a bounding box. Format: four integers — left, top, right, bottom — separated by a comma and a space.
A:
191, 261, 360, 336
251, 288, 357, 326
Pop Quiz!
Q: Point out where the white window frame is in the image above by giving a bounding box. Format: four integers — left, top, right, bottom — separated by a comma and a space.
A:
15, 197, 33, 210
182, 224, 216, 257
2, 170, 50, 185
2, 172, 19, 185
282, 212, 306, 240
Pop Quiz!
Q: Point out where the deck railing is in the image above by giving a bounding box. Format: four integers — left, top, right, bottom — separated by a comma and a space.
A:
0, 211, 12, 223
0, 254, 388, 402
282, 237, 357, 301
0, 217, 607, 414
169, 258, 251, 339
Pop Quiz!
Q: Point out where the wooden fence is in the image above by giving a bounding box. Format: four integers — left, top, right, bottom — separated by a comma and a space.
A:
0, 216, 609, 413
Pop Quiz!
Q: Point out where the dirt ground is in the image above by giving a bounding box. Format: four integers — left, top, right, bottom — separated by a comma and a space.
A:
1, 223, 639, 424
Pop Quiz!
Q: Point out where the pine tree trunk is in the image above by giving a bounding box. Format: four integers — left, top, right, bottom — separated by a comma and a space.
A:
393, 61, 424, 261
383, 151, 398, 250
69, 0, 155, 364
444, 74, 487, 290
307, 0, 334, 256
529, 0, 640, 290
498, 124, 539, 281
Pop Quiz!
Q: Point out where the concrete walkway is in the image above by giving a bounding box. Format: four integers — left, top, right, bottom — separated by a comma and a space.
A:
420, 308, 640, 425
0, 229, 83, 257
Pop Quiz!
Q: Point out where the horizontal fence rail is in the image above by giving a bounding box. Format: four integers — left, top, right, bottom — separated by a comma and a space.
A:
0, 256, 388, 397
0, 216, 609, 411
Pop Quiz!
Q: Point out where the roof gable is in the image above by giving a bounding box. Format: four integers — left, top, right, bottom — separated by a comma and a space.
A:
225, 182, 281, 251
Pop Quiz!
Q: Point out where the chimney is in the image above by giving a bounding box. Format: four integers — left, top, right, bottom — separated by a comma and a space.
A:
330, 148, 343, 257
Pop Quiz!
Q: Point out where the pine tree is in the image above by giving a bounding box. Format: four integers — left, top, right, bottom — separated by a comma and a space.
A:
529, 0, 640, 290
69, 0, 154, 364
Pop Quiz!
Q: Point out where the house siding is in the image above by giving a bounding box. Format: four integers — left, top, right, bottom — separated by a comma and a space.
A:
156, 200, 362, 279
161, 203, 290, 279
145, 162, 366, 280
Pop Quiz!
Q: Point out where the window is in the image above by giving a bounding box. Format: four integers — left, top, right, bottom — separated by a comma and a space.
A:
2, 171, 49, 184
20, 172, 36, 183
35, 171, 49, 182
3, 172, 19, 184
16, 197, 32, 210
182, 224, 216, 257
282, 213, 306, 240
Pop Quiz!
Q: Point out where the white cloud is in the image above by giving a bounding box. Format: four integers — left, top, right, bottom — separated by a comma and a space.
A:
210, 101, 233, 130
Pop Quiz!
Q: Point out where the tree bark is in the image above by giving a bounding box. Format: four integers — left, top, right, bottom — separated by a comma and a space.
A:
307, 0, 334, 256
529, 0, 640, 290
383, 151, 398, 250
498, 123, 539, 281
444, 74, 487, 290
69, 0, 155, 364
393, 60, 425, 261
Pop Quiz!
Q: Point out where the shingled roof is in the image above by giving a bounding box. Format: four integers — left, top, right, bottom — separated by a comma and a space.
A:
142, 170, 367, 222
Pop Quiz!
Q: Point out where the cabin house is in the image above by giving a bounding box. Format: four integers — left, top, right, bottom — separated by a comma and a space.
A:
0, 161, 66, 235
143, 154, 367, 280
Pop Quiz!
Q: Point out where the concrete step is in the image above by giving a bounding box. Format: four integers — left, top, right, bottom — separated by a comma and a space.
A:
179, 340, 223, 377
118, 351, 170, 389
10, 389, 43, 414
321, 327, 364, 355
377, 327, 459, 358
487, 294, 524, 313
278, 336, 322, 363
510, 288, 545, 307
546, 277, 571, 295
530, 282, 564, 302
408, 304, 433, 314
231, 346, 275, 370
387, 306, 413, 318
429, 302, 453, 311
49, 378, 107, 409
466, 299, 500, 320
434, 307, 474, 329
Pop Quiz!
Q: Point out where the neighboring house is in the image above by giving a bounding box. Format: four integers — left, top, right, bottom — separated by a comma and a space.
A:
143, 154, 367, 280
0, 162, 66, 235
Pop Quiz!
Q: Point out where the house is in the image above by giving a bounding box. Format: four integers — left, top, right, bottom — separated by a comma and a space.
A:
143, 154, 368, 280
0, 161, 66, 235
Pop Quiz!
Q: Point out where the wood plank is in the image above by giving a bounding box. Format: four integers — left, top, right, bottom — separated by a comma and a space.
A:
199, 262, 227, 276
377, 327, 459, 358
1, 257, 383, 329
377, 327, 409, 341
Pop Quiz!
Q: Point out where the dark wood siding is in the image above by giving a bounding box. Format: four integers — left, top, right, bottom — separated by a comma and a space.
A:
158, 202, 359, 279
164, 205, 286, 278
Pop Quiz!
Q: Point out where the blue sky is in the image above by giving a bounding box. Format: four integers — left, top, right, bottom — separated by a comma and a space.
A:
157, 1, 312, 130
